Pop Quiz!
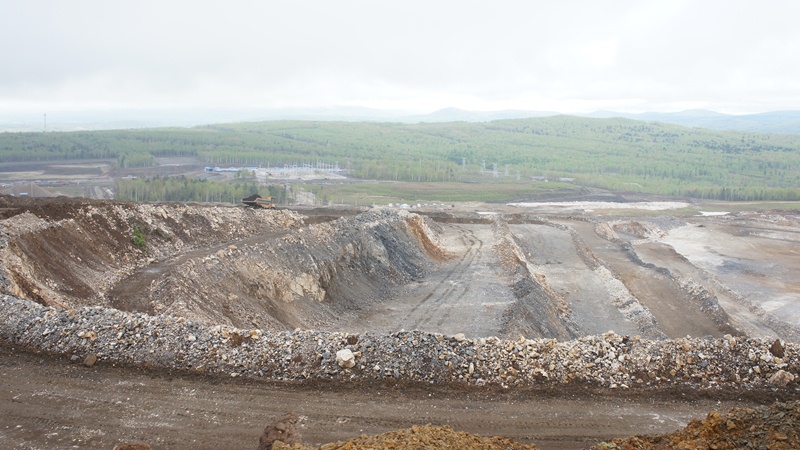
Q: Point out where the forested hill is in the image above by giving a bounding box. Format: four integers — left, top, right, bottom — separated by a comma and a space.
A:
2, 115, 800, 201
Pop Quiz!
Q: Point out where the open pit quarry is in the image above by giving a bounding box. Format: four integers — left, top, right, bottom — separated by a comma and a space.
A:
0, 195, 799, 449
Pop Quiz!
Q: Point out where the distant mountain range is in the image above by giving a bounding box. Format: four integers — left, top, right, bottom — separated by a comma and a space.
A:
584, 109, 800, 134
415, 108, 800, 134
2, 106, 799, 134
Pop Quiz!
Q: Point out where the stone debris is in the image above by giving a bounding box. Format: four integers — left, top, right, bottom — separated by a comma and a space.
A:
771, 338, 786, 358
83, 352, 98, 367
1, 295, 796, 390
593, 401, 800, 449
769, 369, 795, 387
335, 349, 355, 368
257, 413, 302, 450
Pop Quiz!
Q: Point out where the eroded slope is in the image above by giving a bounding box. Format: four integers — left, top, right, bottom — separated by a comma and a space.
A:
2, 196, 799, 342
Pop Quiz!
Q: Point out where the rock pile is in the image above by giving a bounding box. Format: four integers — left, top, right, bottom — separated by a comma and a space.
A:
593, 400, 800, 449
1, 295, 796, 390
257, 413, 303, 450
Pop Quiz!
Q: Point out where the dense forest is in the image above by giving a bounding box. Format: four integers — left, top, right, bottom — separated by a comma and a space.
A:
2, 116, 800, 201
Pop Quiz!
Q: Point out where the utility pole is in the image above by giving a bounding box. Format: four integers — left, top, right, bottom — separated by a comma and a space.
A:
43, 113, 46, 133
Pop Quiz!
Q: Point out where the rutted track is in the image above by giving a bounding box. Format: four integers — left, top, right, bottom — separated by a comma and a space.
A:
347, 223, 516, 338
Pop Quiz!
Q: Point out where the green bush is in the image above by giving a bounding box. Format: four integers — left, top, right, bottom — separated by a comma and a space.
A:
131, 226, 147, 251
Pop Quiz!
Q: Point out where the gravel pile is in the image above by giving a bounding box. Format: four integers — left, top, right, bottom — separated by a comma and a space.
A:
2, 295, 797, 390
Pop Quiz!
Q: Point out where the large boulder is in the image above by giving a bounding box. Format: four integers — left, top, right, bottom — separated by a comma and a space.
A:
769, 370, 796, 387
336, 348, 356, 368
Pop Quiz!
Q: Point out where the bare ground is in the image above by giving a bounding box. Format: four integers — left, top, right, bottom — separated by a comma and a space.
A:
1, 344, 787, 450
2, 196, 800, 448
347, 223, 515, 338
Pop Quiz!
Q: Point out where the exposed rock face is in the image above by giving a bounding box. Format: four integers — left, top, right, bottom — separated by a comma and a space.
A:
0, 197, 304, 310
0, 199, 445, 332
142, 208, 443, 330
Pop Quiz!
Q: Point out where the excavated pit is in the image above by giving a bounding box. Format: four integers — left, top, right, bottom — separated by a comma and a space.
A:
1, 196, 799, 342
2, 196, 800, 449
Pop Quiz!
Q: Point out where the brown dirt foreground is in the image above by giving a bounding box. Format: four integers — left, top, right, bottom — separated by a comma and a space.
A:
272, 425, 539, 450
269, 402, 800, 450
3, 343, 799, 450
590, 401, 800, 450
275, 401, 800, 450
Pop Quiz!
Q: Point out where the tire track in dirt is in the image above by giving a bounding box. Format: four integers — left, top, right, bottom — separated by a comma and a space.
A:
411, 225, 482, 330
348, 223, 514, 338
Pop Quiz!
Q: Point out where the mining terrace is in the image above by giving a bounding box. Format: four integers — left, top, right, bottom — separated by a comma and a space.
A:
0, 195, 798, 449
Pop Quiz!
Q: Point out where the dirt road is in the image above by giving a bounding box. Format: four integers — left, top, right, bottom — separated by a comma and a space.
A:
1, 344, 780, 450
349, 223, 515, 338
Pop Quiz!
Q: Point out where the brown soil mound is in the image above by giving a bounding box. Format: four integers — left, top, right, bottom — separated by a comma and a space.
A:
273, 425, 539, 450
272, 402, 799, 450
592, 400, 800, 450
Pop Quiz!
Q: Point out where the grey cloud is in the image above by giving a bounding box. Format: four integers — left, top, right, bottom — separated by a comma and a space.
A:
2, 0, 799, 114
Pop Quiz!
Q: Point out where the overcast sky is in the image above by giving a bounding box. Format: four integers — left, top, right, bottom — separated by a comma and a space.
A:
2, 0, 799, 116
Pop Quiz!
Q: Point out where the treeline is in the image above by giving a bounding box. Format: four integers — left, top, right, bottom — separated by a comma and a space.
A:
114, 176, 291, 204
3, 116, 800, 201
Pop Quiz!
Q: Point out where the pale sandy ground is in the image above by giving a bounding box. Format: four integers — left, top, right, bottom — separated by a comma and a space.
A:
508, 201, 691, 212
656, 218, 800, 338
